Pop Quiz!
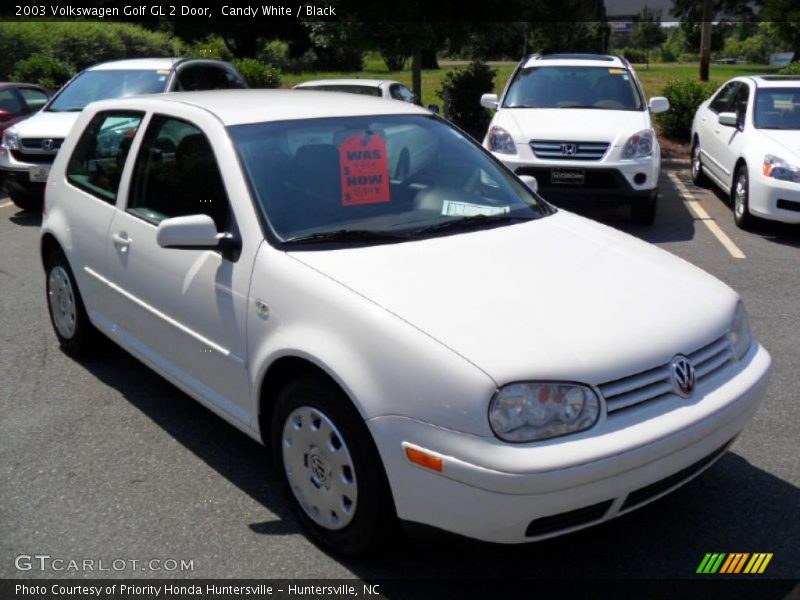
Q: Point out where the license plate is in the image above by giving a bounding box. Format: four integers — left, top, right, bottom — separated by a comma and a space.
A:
29, 166, 50, 183
551, 168, 585, 185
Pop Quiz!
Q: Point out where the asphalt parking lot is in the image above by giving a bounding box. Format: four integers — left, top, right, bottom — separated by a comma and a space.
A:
1, 168, 798, 583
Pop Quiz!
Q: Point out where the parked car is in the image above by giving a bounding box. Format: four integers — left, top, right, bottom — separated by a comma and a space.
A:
41, 89, 770, 555
691, 75, 800, 229
0, 82, 50, 135
480, 53, 670, 224
0, 58, 246, 211
295, 78, 419, 104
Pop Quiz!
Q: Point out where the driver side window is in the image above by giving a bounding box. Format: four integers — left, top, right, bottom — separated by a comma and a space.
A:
709, 82, 739, 114
128, 115, 230, 231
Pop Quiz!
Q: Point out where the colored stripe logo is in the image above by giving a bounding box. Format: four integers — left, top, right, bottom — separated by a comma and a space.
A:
696, 553, 773, 574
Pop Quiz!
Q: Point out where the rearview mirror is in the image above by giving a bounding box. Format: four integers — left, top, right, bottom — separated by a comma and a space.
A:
648, 97, 670, 114
156, 214, 238, 259
718, 112, 738, 127
480, 93, 499, 110
427, 104, 440, 114
519, 175, 538, 194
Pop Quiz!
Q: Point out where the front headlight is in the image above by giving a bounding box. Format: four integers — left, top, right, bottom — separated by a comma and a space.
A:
489, 382, 600, 442
622, 129, 654, 159
763, 154, 800, 183
486, 126, 516, 155
1, 128, 20, 150
728, 301, 753, 360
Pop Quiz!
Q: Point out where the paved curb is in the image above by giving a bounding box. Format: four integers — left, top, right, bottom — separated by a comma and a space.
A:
662, 158, 691, 169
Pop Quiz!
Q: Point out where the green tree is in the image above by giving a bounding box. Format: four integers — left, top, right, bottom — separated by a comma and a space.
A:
761, 0, 800, 61
629, 7, 666, 66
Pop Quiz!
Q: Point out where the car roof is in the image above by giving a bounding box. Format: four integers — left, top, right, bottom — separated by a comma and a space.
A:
87, 58, 182, 71
88, 89, 429, 125
749, 75, 800, 88
294, 79, 396, 88
522, 53, 627, 69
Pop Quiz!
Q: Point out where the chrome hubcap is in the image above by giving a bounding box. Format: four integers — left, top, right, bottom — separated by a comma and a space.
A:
48, 266, 77, 339
735, 174, 747, 217
282, 406, 357, 530
692, 145, 701, 177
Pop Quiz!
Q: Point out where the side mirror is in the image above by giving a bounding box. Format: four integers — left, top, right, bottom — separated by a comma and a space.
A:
648, 97, 670, 114
480, 93, 499, 110
156, 214, 237, 257
0, 109, 13, 122
427, 104, 440, 114
718, 112, 738, 127
519, 174, 538, 194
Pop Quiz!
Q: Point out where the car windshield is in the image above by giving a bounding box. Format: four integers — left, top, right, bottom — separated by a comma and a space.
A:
754, 88, 800, 130
229, 114, 550, 246
503, 66, 643, 111
48, 70, 168, 112
300, 85, 382, 97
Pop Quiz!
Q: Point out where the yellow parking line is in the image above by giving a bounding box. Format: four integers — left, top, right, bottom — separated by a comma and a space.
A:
667, 172, 746, 260
0, 200, 14, 209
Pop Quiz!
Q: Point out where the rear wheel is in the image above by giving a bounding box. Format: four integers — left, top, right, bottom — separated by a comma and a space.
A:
271, 374, 396, 556
691, 139, 709, 187
45, 250, 98, 355
732, 165, 756, 230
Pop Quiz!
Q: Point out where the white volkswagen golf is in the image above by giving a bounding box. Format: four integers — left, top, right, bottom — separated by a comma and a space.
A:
41, 90, 770, 554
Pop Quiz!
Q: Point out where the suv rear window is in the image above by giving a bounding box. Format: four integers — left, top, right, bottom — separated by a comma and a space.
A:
503, 66, 643, 111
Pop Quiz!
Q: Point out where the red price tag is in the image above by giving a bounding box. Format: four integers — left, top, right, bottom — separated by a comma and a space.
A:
339, 133, 391, 206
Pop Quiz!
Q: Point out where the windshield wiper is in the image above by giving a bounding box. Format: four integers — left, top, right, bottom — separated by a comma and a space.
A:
411, 213, 534, 235
283, 229, 409, 245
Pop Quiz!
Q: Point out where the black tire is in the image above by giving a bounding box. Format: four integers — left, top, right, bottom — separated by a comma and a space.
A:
630, 192, 657, 225
271, 374, 396, 556
732, 164, 756, 230
44, 249, 98, 356
9, 189, 43, 212
691, 139, 709, 187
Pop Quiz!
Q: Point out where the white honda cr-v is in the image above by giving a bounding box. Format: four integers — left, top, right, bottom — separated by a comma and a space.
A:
41, 90, 769, 555
481, 53, 669, 224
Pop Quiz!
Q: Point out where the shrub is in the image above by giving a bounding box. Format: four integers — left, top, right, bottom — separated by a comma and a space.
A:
779, 62, 800, 75
230, 58, 281, 88
655, 78, 717, 142
619, 47, 648, 63
678, 52, 699, 63
438, 60, 496, 140
186, 36, 234, 62
11, 54, 75, 90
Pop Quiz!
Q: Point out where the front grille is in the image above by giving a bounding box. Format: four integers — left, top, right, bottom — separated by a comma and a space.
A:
530, 140, 610, 161
621, 440, 732, 511
10, 150, 55, 164
525, 500, 613, 537
599, 334, 735, 415
20, 138, 64, 152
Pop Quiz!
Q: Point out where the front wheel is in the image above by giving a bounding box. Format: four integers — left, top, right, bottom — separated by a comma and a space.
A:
691, 140, 709, 186
732, 165, 756, 230
630, 193, 657, 225
9, 189, 43, 212
271, 375, 396, 556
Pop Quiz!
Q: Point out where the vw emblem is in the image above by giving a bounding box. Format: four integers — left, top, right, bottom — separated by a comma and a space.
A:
670, 355, 696, 398
308, 453, 329, 484
560, 143, 578, 156
42, 139, 54, 152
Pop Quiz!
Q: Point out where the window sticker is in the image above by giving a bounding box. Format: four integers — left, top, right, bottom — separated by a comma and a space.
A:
608, 68, 625, 74
441, 200, 510, 217
339, 132, 390, 206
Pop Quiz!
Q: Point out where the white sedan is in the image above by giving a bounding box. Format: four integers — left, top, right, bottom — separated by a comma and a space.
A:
691, 75, 800, 228
41, 89, 770, 554
294, 78, 419, 104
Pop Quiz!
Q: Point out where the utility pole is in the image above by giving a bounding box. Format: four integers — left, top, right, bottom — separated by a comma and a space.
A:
699, 0, 713, 81
412, 49, 422, 102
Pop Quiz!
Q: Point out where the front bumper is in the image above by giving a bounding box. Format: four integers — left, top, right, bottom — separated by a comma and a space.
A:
749, 174, 800, 224
0, 146, 53, 199
367, 343, 770, 543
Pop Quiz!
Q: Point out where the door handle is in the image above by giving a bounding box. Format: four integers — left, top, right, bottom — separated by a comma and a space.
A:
112, 232, 131, 252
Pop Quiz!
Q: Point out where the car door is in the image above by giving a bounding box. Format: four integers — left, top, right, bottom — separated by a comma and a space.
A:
104, 110, 256, 426
713, 82, 750, 189
61, 110, 145, 317
702, 81, 740, 182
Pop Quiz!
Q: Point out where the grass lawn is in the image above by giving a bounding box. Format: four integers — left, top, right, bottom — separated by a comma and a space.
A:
282, 58, 782, 108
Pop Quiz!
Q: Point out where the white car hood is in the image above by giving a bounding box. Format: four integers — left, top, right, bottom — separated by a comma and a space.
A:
289, 211, 737, 386
500, 108, 649, 146
9, 110, 81, 139
759, 129, 800, 158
